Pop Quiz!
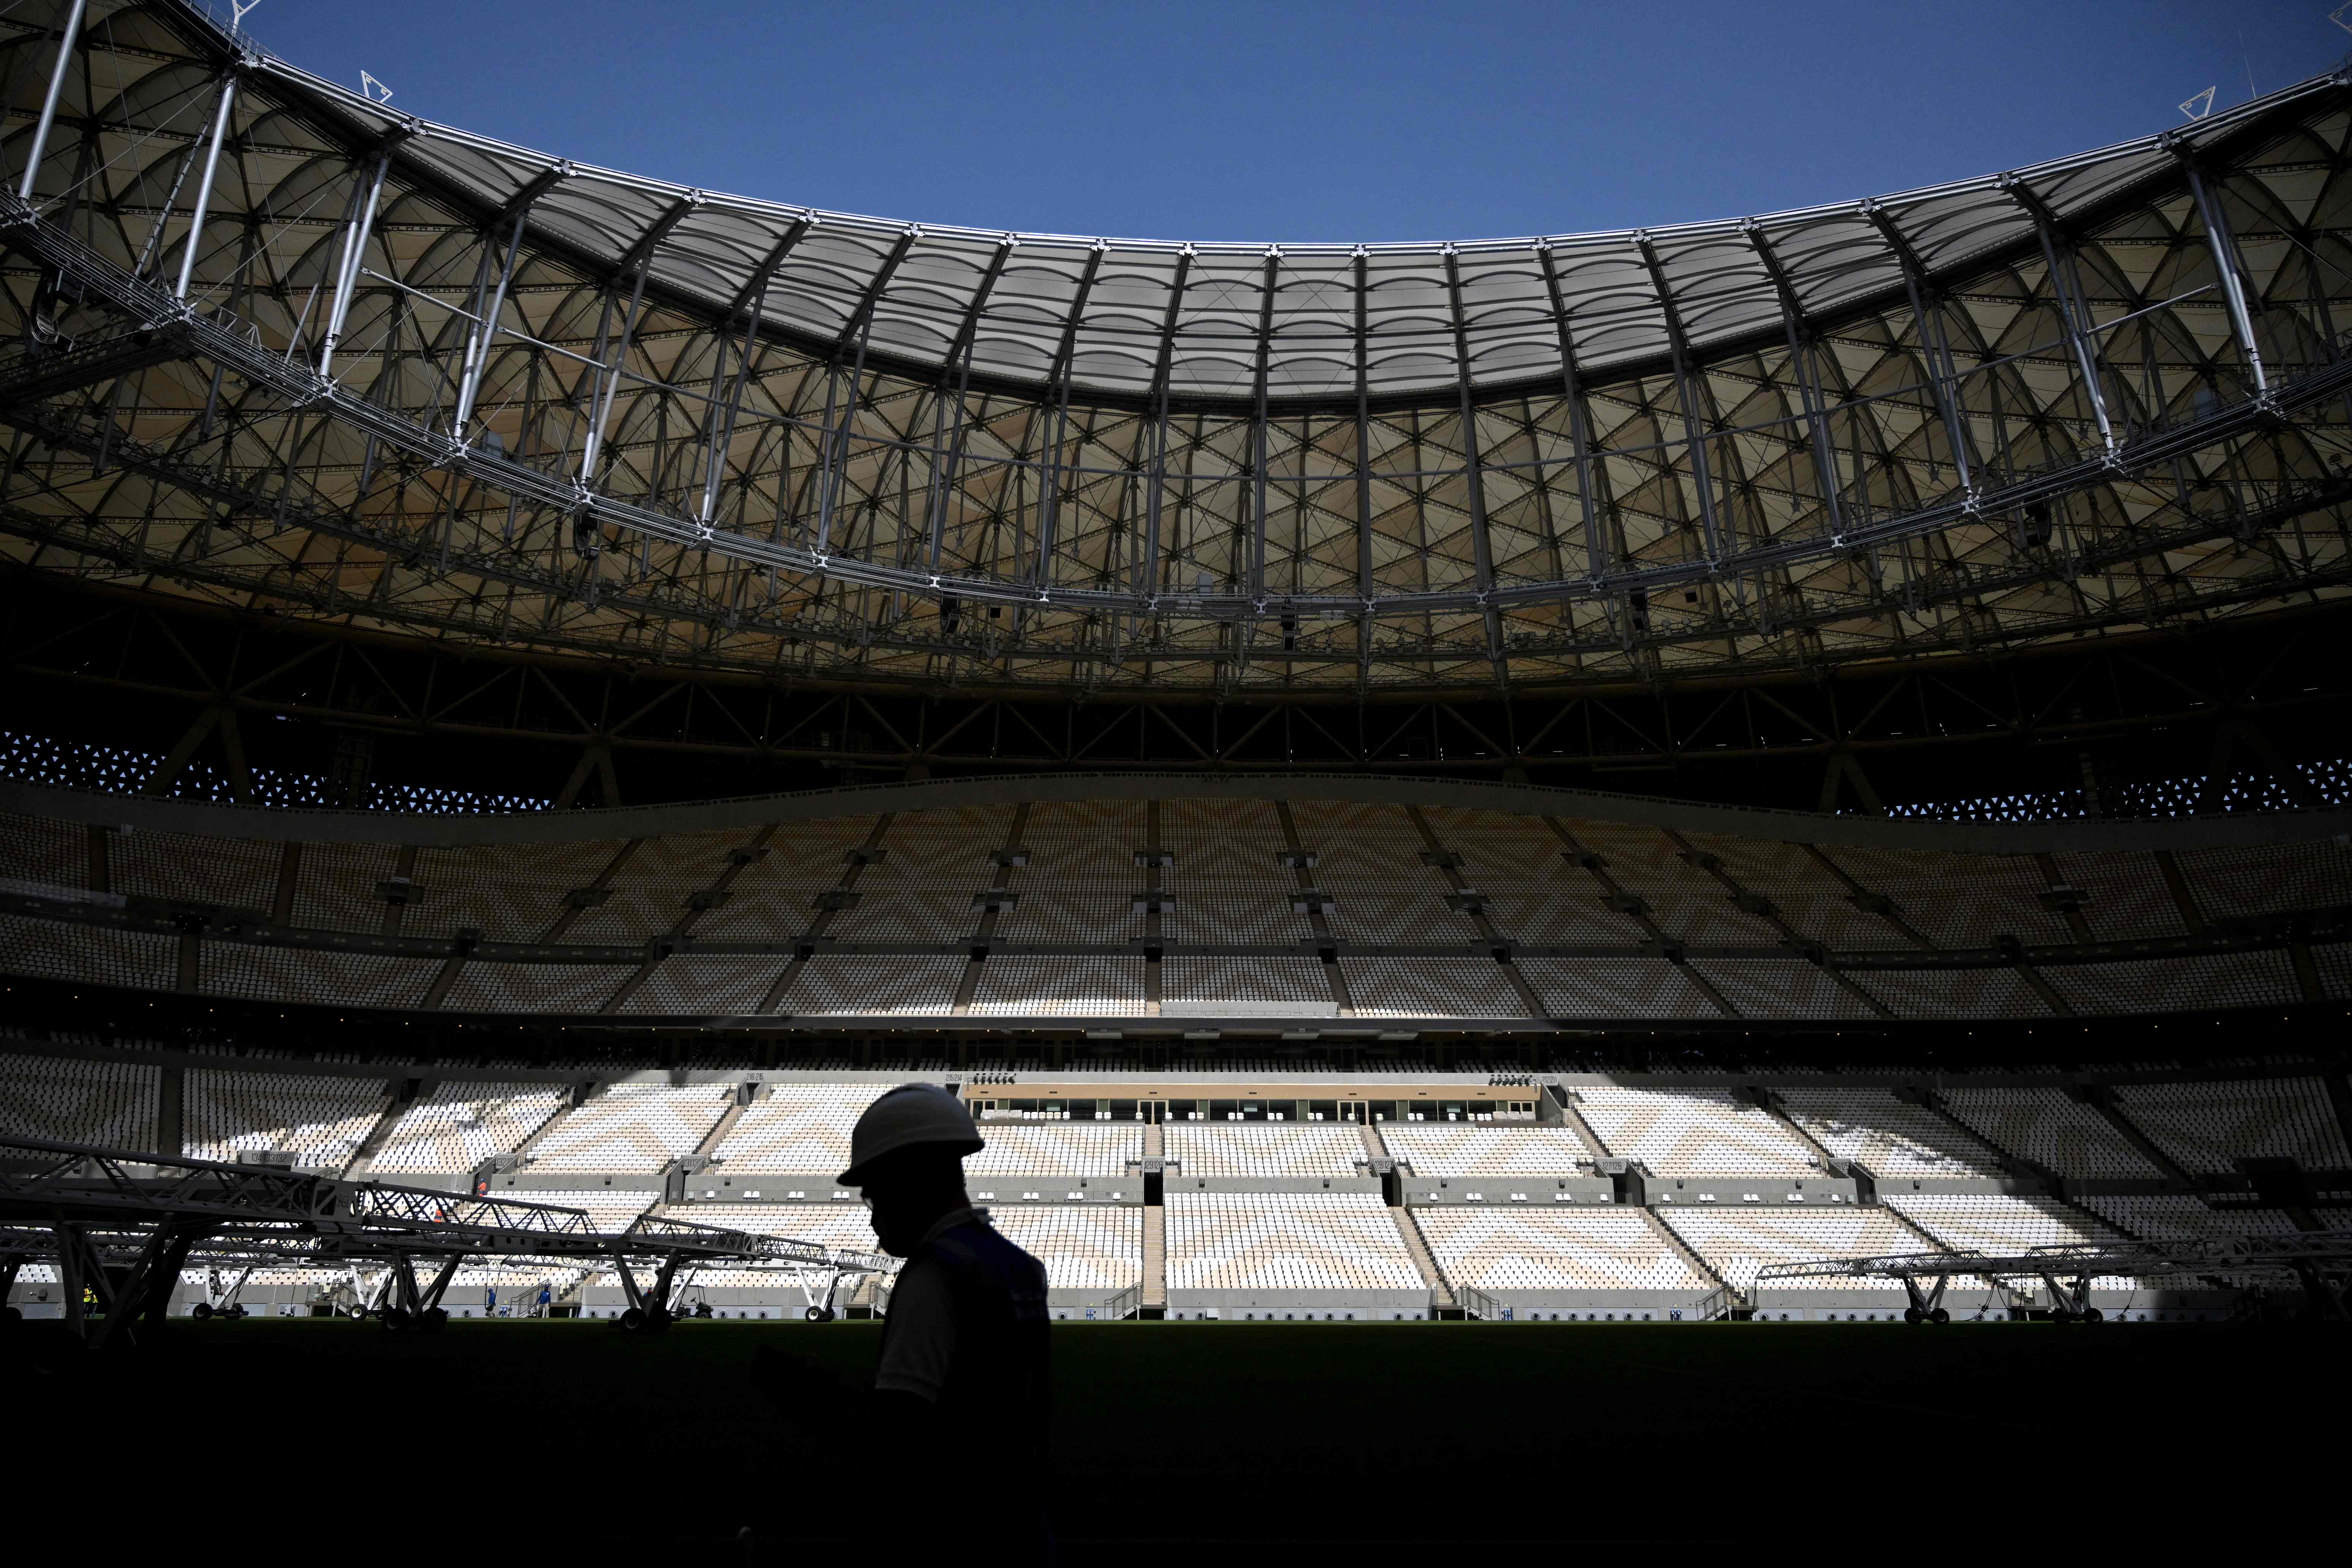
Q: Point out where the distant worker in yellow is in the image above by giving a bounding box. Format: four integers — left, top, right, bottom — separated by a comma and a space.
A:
755, 1085, 1053, 1554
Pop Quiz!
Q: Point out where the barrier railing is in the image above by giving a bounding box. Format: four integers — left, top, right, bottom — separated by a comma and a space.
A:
1080, 1285, 1141, 1321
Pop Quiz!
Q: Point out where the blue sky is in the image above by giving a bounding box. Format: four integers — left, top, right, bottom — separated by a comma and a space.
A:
240, 0, 2328, 242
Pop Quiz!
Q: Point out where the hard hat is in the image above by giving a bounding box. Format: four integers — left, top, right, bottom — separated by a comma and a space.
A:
838, 1084, 983, 1185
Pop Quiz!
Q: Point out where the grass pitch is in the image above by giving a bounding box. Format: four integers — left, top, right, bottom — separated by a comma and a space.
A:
10, 1317, 2334, 1549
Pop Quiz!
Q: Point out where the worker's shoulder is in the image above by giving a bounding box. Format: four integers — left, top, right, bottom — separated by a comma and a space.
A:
932, 1219, 1046, 1280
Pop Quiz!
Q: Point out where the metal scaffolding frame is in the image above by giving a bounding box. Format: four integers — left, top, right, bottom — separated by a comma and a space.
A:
0, 2, 2344, 698
1755, 1231, 2352, 1321
0, 1135, 894, 1342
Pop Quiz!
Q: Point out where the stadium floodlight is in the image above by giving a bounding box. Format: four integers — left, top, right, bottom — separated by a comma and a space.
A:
360, 70, 394, 106
2179, 86, 2215, 121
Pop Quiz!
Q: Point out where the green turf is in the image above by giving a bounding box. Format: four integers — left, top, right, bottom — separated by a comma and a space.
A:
8, 1318, 2336, 1547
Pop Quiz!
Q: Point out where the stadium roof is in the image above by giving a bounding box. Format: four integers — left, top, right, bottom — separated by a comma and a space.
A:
210, 22, 2340, 407
0, 0, 2347, 697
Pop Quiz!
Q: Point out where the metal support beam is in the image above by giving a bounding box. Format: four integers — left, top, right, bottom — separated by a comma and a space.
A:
1864, 202, 1978, 496
1034, 241, 1105, 586
317, 150, 389, 377
1535, 243, 1609, 582
2004, 179, 2117, 455
172, 74, 240, 303
1633, 232, 1726, 564
452, 216, 528, 438
815, 229, 917, 557
1443, 248, 1505, 669
14, 0, 87, 204
697, 223, 807, 524
1249, 250, 1279, 602
1744, 223, 1847, 538
1352, 247, 1376, 680
579, 268, 651, 484
927, 239, 1012, 571
1137, 247, 1192, 602
2182, 161, 2270, 397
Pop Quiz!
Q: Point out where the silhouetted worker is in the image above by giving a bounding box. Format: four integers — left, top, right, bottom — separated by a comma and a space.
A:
755, 1084, 1051, 1554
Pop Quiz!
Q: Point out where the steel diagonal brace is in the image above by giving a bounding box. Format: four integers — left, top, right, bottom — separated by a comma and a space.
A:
2000, 176, 2118, 458
2166, 136, 2270, 398
1861, 200, 1978, 499
0, 196, 2337, 626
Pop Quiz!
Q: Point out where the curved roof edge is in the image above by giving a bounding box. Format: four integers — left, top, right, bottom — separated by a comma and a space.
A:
157, 0, 2349, 404
241, 41, 2331, 259
9, 773, 2349, 857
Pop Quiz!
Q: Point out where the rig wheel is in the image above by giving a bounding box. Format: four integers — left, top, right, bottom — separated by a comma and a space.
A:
2081, 1307, 2103, 1324
1930, 1308, 1951, 1325
422, 1307, 449, 1332
190, 1303, 213, 1321
620, 1307, 646, 1333
1903, 1307, 1923, 1325
382, 1306, 411, 1332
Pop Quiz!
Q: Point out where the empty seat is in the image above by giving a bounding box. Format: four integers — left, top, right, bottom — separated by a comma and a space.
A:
1775, 1088, 2006, 1178
1415, 1208, 1707, 1292
183, 1072, 386, 1170
711, 1084, 893, 1173
2112, 1078, 2351, 1173
1573, 1086, 1817, 1177
368, 1083, 567, 1174
525, 1083, 733, 1172
969, 1123, 1143, 1176
1656, 1208, 1924, 1292
1881, 1193, 2131, 1286
0, 1051, 160, 1149
1937, 1088, 2162, 1179
988, 1206, 1143, 1292
1162, 1123, 1367, 1178
1165, 1192, 1421, 1291
1378, 1125, 1589, 1176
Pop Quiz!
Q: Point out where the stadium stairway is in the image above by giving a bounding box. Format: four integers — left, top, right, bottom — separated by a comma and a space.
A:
545, 1262, 597, 1315
1141, 1118, 1167, 1312
340, 1076, 419, 1178
2078, 1085, 2200, 1187
1347, 1118, 1454, 1308
1550, 1090, 1613, 1160
1393, 1206, 1456, 1312
504, 1084, 586, 1171
1917, 1088, 2061, 1186
1645, 1209, 1737, 1311
1142, 1204, 1166, 1313
1879, 1199, 1952, 1259
694, 1085, 752, 1160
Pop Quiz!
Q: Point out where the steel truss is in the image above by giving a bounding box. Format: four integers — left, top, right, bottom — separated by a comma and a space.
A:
1755, 1231, 2352, 1323
0, 1135, 893, 1342
0, 2, 2347, 697
8, 580, 2350, 816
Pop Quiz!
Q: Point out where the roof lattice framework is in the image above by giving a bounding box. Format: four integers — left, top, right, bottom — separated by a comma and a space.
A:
1, 0, 2349, 697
